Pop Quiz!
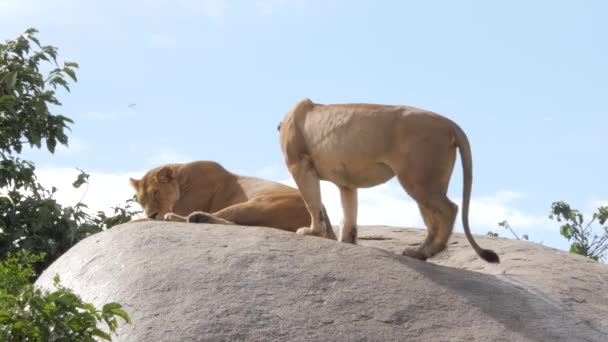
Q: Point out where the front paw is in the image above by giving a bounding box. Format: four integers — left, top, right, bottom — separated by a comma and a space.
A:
187, 212, 210, 224
296, 227, 314, 235
163, 213, 184, 222
338, 225, 357, 244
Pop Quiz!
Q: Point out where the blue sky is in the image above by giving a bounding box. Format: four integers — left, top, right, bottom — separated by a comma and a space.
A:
2, 0, 606, 251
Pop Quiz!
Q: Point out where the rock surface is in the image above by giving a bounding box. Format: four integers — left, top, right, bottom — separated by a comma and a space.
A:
36, 222, 608, 341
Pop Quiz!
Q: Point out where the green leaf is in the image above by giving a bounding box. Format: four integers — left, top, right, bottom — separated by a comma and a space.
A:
91, 328, 112, 341
46, 137, 57, 153
6, 71, 18, 90
0, 294, 19, 304
72, 170, 90, 188
0, 310, 12, 323
64, 61, 79, 68
560, 225, 571, 240
24, 27, 39, 35
102, 302, 122, 312
109, 307, 132, 325
63, 67, 77, 82
0, 94, 13, 106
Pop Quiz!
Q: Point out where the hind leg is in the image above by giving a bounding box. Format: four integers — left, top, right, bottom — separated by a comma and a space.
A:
338, 186, 358, 244
401, 204, 437, 260
207, 194, 336, 239
401, 194, 458, 260
163, 212, 235, 224
392, 135, 458, 260
187, 211, 236, 224
287, 157, 326, 237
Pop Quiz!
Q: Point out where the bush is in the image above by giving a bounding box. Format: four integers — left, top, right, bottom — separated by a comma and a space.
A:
0, 28, 140, 273
0, 251, 131, 341
1, 28, 136, 340
493, 202, 608, 263
550, 201, 608, 262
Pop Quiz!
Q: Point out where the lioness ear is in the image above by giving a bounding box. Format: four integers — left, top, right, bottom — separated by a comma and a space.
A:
129, 178, 141, 190
158, 166, 174, 183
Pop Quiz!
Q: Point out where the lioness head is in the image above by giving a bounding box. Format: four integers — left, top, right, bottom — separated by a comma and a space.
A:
129, 166, 180, 220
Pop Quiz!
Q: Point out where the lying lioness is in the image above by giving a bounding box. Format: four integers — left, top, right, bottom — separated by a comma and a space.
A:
129, 160, 337, 240
278, 99, 499, 262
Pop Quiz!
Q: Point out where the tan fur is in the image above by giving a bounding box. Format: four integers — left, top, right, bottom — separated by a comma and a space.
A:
278, 98, 499, 262
129, 160, 337, 240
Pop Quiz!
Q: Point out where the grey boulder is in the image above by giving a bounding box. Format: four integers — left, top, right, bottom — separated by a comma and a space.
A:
35, 222, 608, 341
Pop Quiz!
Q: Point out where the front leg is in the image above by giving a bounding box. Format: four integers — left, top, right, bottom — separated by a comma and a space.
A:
338, 186, 358, 244
163, 212, 188, 222
288, 157, 326, 237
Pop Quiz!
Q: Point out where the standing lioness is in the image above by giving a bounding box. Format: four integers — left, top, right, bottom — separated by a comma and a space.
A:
278, 99, 499, 262
129, 160, 336, 239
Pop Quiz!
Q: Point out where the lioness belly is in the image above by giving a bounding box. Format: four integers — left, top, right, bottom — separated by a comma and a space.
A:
314, 159, 394, 188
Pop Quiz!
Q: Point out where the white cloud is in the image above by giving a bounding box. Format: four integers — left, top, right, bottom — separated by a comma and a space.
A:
461, 191, 550, 231
34, 167, 145, 216
279, 179, 423, 228
279, 179, 550, 235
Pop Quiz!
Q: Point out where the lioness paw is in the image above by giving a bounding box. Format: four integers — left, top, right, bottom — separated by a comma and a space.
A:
296, 227, 314, 235
163, 213, 186, 222
402, 248, 428, 261
339, 227, 357, 244
187, 212, 210, 224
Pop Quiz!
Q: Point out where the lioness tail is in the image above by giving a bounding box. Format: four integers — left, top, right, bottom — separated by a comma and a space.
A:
453, 123, 500, 263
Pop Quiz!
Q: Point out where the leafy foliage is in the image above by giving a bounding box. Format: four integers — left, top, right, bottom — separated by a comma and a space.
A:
0, 176, 140, 273
0, 28, 75, 162
550, 201, 608, 262
0, 29, 141, 273
0, 250, 45, 295
0, 252, 131, 341
0, 28, 135, 340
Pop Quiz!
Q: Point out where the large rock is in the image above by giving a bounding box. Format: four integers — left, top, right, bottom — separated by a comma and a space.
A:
36, 222, 608, 341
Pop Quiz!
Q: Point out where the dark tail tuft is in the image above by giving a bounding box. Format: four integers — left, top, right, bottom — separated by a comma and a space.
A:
480, 249, 500, 263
